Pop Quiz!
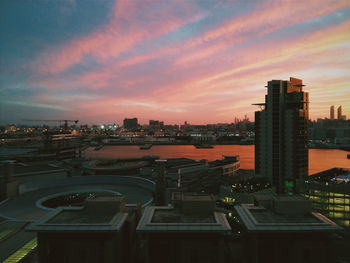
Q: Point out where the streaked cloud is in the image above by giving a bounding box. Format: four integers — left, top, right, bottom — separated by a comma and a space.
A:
1, 101, 69, 111
1, 0, 349, 124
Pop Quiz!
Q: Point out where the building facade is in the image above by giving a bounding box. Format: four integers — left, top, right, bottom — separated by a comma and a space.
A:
255, 77, 309, 194
299, 168, 350, 228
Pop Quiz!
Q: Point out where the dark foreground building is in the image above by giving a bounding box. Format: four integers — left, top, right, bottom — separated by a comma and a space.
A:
27, 195, 139, 263
137, 192, 231, 263
235, 194, 342, 263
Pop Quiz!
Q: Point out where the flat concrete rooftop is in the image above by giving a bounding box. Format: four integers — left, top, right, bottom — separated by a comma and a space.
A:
182, 194, 213, 201
48, 209, 116, 224
250, 208, 322, 224
152, 209, 215, 224
27, 207, 128, 232
137, 206, 231, 232
235, 204, 343, 232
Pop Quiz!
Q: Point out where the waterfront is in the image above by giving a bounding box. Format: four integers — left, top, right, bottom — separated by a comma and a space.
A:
86, 145, 350, 175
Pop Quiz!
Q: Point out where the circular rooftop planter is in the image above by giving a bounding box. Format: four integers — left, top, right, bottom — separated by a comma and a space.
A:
36, 189, 121, 210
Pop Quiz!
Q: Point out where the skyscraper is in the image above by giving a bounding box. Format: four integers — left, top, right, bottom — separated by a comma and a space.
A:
330, 105, 335, 120
254, 77, 309, 194
123, 118, 138, 130
337, 106, 342, 120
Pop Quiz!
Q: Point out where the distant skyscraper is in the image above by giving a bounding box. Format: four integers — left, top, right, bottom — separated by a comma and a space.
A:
254, 77, 309, 194
337, 106, 342, 120
149, 120, 164, 129
123, 118, 138, 130
330, 105, 335, 120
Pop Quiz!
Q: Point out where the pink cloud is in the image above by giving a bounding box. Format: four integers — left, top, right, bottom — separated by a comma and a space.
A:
76, 22, 349, 122
171, 0, 350, 67
28, 0, 350, 124
33, 0, 207, 75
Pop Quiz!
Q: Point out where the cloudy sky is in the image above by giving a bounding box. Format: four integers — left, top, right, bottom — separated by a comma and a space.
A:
1, 0, 349, 125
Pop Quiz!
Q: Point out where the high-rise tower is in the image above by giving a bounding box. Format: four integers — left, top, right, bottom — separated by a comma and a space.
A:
254, 77, 309, 194
337, 106, 342, 120
330, 105, 335, 120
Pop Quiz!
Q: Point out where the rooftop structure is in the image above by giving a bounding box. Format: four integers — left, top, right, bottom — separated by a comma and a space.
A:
0, 160, 19, 200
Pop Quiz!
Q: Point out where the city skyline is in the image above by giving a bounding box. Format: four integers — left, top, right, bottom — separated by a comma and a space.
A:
1, 0, 350, 125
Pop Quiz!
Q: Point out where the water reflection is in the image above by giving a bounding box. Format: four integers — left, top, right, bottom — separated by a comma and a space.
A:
86, 145, 350, 175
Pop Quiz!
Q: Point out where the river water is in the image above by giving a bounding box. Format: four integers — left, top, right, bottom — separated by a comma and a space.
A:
85, 145, 350, 175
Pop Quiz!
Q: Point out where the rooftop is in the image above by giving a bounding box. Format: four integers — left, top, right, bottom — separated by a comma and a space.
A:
250, 209, 322, 224
183, 194, 212, 201
235, 204, 342, 232
47, 209, 116, 224
152, 209, 215, 223
27, 207, 128, 232
26, 196, 128, 232
137, 206, 231, 232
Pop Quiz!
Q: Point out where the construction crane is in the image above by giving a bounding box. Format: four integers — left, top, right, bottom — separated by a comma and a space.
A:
23, 119, 79, 131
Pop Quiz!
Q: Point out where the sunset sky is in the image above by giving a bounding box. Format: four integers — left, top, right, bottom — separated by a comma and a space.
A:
1, 0, 349, 125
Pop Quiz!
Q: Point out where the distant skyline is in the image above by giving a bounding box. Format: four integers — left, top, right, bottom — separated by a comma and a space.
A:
1, 0, 350, 125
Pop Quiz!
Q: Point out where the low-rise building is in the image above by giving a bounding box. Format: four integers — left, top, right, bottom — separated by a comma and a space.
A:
235, 194, 342, 263
209, 155, 240, 177
27, 195, 134, 263
137, 192, 231, 263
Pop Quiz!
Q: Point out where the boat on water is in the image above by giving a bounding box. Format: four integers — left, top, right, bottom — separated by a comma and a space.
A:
194, 144, 214, 149
94, 145, 103, 151
140, 144, 152, 150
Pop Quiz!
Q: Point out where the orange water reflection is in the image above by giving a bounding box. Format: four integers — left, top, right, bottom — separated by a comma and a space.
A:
86, 145, 350, 175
